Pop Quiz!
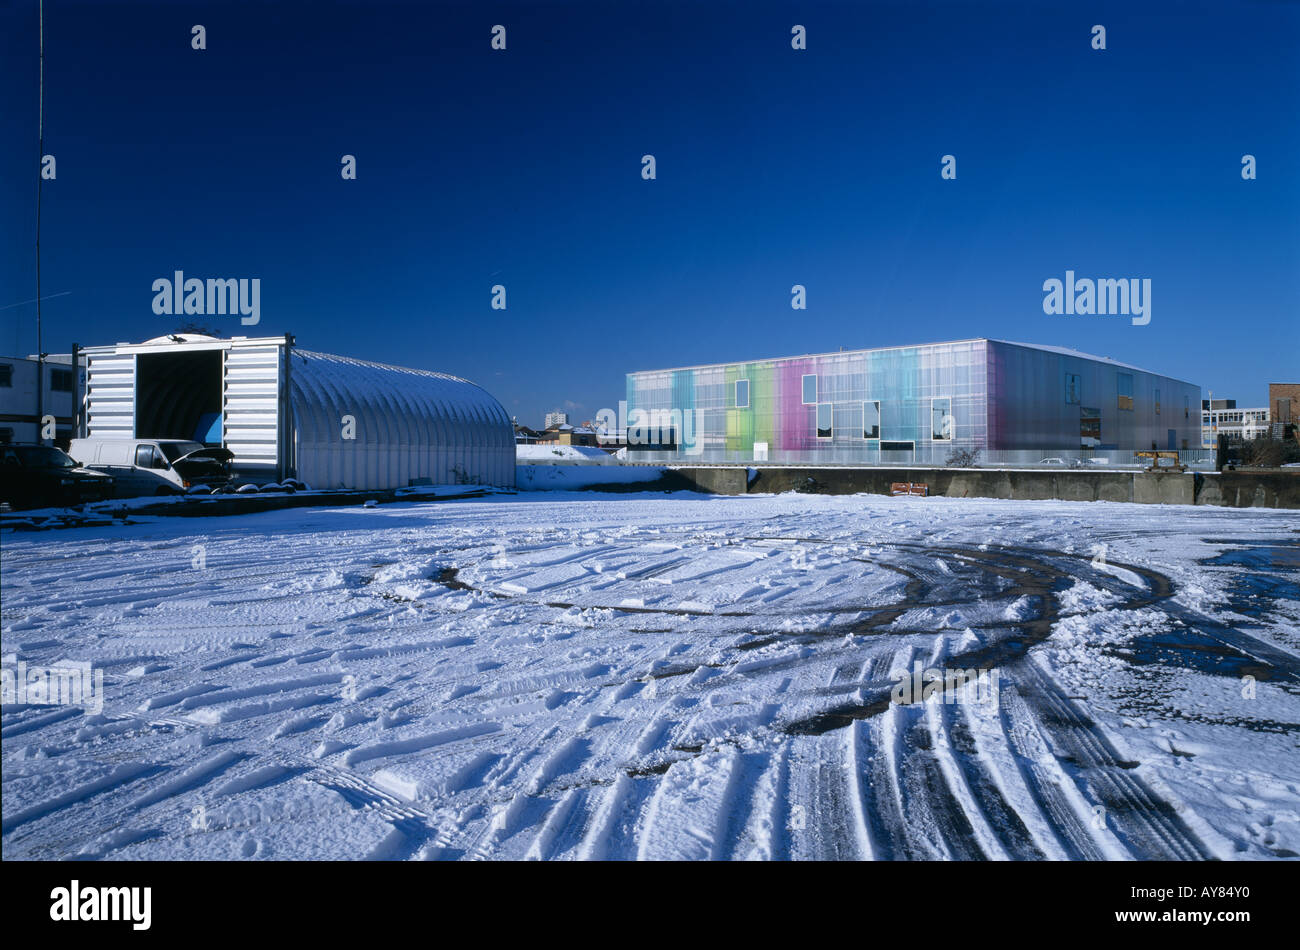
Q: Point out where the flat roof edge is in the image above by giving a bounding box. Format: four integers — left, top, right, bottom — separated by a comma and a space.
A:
628, 338, 992, 376
628, 337, 1197, 385
78, 335, 289, 355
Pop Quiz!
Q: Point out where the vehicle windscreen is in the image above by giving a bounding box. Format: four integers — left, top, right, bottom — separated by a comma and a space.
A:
160, 441, 207, 462
12, 446, 77, 468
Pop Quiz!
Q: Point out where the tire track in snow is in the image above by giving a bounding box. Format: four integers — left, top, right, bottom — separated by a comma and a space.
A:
800, 730, 866, 860
937, 692, 1046, 860
306, 762, 446, 860
634, 745, 742, 861
726, 744, 792, 861
996, 677, 1120, 859
1009, 658, 1212, 860
2, 761, 163, 834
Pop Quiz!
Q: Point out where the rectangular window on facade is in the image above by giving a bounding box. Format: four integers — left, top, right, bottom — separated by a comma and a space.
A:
1154, 388, 1161, 415
863, 400, 880, 439
1117, 373, 1134, 411
931, 397, 953, 441
1080, 407, 1101, 448
50, 368, 73, 392
0, 364, 12, 387
880, 440, 914, 452
1065, 373, 1081, 405
735, 378, 749, 409
802, 374, 817, 405
816, 403, 833, 439
0, 427, 14, 443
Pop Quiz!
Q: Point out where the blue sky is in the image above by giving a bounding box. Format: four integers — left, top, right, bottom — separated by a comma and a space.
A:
2, 0, 1297, 424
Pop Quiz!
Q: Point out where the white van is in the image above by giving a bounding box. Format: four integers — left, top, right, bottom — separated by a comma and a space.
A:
68, 438, 234, 497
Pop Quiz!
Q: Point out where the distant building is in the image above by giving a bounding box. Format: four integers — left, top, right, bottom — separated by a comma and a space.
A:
544, 410, 569, 429
538, 422, 599, 447
0, 353, 83, 447
514, 422, 542, 444
1201, 399, 1270, 447
1269, 383, 1299, 437
627, 338, 1202, 465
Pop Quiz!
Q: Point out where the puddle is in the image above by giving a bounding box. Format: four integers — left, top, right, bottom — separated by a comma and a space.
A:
432, 567, 479, 594
1201, 539, 1300, 572
1198, 540, 1300, 615
1109, 628, 1280, 681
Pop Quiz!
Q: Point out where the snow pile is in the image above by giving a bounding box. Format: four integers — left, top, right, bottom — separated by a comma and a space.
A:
516, 444, 617, 464
515, 465, 667, 491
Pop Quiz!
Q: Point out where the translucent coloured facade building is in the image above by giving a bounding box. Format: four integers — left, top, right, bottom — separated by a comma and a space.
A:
77, 334, 514, 489
625, 339, 1203, 465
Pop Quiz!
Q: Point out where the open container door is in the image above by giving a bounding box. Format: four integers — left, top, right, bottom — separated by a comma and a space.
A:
223, 339, 286, 483
82, 351, 136, 439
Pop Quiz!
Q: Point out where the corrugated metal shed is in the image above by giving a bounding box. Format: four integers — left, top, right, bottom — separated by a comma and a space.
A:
290, 348, 513, 490
77, 334, 514, 490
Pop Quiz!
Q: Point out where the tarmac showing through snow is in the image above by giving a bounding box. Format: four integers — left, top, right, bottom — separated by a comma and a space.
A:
2, 492, 1298, 860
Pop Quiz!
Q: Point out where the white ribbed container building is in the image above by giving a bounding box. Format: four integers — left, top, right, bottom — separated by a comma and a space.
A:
75, 334, 513, 490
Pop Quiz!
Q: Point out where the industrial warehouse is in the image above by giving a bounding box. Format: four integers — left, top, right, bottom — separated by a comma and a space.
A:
625, 338, 1205, 466
73, 334, 515, 490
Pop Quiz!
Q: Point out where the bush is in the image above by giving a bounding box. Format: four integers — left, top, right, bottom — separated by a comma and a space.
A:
945, 447, 981, 468
448, 464, 480, 486
1239, 438, 1280, 468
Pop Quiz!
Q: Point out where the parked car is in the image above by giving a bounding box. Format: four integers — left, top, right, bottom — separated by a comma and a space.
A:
68, 438, 235, 497
0, 443, 114, 510
1038, 457, 1067, 466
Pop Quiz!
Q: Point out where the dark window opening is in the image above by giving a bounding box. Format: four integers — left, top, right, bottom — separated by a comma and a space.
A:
135, 350, 223, 443
50, 368, 73, 392
1080, 407, 1101, 448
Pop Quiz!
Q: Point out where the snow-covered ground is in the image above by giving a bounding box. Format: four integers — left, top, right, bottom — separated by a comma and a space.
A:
515, 463, 664, 490
2, 492, 1297, 860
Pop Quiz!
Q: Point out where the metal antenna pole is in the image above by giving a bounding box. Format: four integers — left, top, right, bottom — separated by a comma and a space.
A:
35, 0, 46, 441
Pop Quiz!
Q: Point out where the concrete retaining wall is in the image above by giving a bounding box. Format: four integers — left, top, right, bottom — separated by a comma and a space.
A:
1194, 471, 1300, 509
666, 466, 1300, 509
